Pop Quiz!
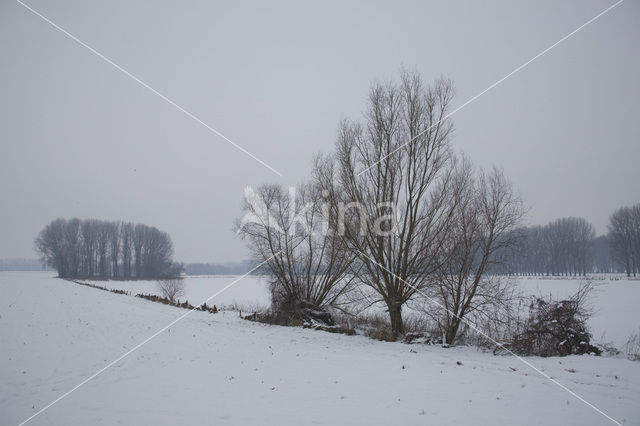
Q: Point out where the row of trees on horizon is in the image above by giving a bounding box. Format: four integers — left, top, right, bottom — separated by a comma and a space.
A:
503, 204, 640, 277
608, 204, 640, 276
30, 205, 639, 280
35, 218, 181, 279
192, 205, 640, 279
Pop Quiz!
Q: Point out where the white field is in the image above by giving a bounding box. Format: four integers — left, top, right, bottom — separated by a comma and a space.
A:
1, 272, 639, 425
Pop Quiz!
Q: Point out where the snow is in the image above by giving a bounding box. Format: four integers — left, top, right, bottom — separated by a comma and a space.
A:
1, 272, 639, 425
79, 274, 271, 311
96, 274, 640, 348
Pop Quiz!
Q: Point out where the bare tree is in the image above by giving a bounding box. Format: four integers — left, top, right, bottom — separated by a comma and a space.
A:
142, 227, 175, 279
109, 221, 121, 278
505, 217, 597, 276
157, 278, 185, 304
35, 218, 178, 280
236, 181, 356, 313
63, 218, 82, 278
133, 224, 146, 278
546, 217, 595, 276
593, 235, 615, 273
35, 218, 68, 277
609, 203, 640, 277
425, 162, 524, 344
320, 69, 457, 337
81, 219, 98, 277
97, 221, 110, 278
121, 222, 134, 279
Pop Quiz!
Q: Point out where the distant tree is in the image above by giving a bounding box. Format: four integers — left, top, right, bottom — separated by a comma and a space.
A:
503, 217, 596, 276
550, 217, 595, 276
593, 235, 615, 273
35, 218, 68, 277
133, 224, 146, 278
184, 260, 256, 275
109, 221, 121, 278
121, 222, 134, 278
35, 218, 178, 280
97, 221, 110, 278
609, 203, 640, 276
81, 219, 98, 277
142, 227, 175, 279
64, 218, 82, 278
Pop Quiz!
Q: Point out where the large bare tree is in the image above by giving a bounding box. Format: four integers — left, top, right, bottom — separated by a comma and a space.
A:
319, 69, 459, 337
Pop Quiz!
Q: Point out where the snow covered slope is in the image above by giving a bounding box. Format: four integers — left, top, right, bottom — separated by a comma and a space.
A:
1, 272, 639, 425
94, 274, 640, 348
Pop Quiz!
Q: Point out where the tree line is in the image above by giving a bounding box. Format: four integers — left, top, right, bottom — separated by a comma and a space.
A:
0, 258, 52, 271
504, 203, 640, 277
35, 218, 181, 279
183, 260, 258, 276
609, 203, 640, 276
506, 217, 596, 276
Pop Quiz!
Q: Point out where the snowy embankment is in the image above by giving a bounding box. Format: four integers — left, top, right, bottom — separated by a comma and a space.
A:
79, 274, 271, 312
1, 272, 639, 425
95, 274, 640, 348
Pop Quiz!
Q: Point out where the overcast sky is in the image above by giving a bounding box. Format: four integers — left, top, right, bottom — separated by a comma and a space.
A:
1, 0, 639, 263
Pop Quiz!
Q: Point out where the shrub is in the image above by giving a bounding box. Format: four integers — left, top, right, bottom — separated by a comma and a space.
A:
265, 297, 335, 327
510, 283, 600, 357
622, 329, 640, 361
156, 278, 185, 304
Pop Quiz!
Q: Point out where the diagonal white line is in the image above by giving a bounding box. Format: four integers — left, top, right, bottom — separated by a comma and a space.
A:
357, 0, 625, 178
355, 249, 622, 425
16, 255, 277, 426
14, 0, 283, 177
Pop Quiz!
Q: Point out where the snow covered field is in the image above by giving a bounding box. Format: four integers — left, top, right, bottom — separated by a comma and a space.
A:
1, 272, 639, 425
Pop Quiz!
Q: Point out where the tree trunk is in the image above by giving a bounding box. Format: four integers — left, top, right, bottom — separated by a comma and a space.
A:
446, 319, 461, 346
388, 302, 404, 339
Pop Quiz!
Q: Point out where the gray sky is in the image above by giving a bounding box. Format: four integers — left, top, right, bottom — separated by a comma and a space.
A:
1, 0, 639, 263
